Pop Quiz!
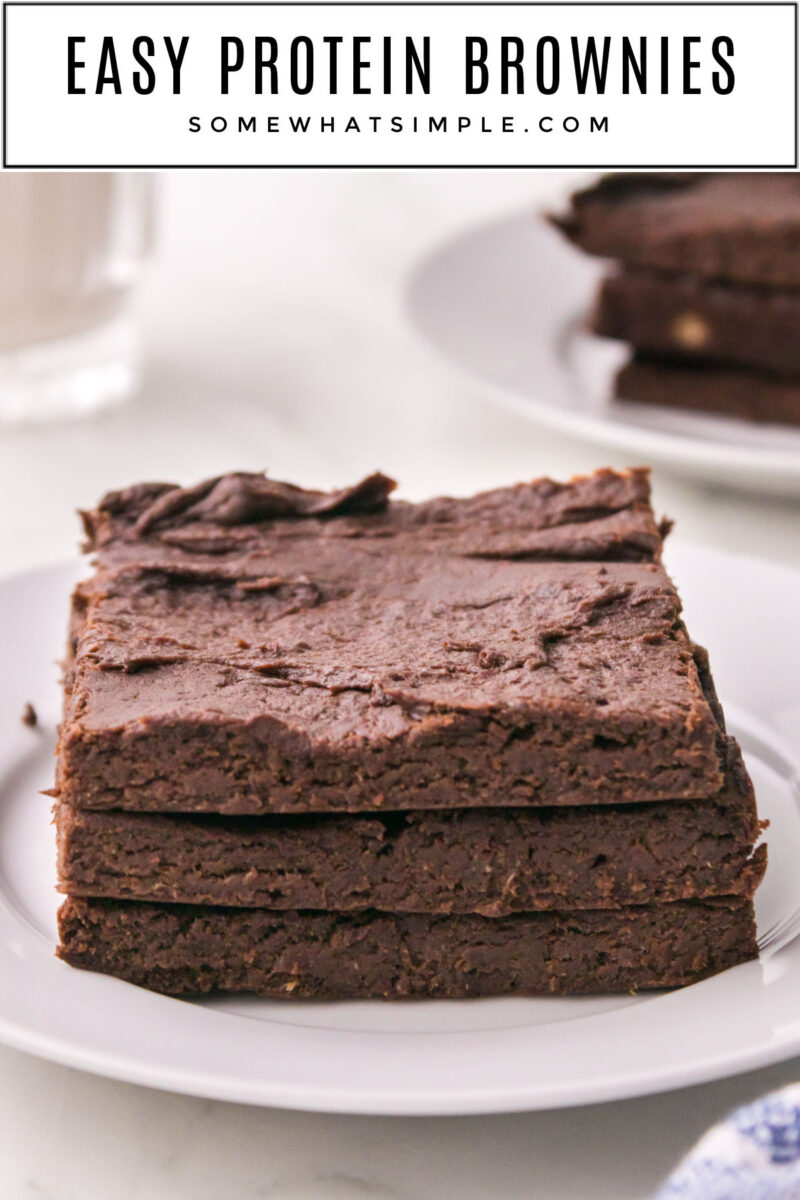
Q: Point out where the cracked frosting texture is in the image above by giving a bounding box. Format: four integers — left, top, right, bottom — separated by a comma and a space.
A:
56, 468, 726, 815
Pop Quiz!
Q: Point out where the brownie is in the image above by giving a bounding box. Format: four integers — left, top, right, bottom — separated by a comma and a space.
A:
54, 469, 728, 815
55, 738, 764, 914
552, 174, 800, 288
616, 357, 800, 428
57, 895, 760, 998
594, 270, 800, 382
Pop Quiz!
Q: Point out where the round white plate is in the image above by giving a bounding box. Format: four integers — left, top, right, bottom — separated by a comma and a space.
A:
407, 213, 800, 499
2, 552, 799, 1115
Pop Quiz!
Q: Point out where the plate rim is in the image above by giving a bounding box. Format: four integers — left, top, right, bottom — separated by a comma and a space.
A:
406, 213, 800, 486
0, 988, 798, 1116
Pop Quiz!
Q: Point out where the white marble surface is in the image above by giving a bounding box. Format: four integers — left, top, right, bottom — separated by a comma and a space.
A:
1, 170, 799, 1199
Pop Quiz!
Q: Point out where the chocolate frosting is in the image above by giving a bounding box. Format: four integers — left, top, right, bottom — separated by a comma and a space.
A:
83, 471, 397, 544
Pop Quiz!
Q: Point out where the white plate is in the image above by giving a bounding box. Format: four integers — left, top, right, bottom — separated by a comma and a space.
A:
1, 552, 799, 1116
407, 213, 800, 499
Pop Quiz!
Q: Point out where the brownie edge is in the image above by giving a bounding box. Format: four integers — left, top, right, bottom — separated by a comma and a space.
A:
616, 358, 800, 428
57, 896, 760, 999
54, 740, 764, 914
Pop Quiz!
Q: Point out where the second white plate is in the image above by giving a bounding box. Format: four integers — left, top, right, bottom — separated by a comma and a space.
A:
0, 548, 799, 1114
408, 212, 800, 498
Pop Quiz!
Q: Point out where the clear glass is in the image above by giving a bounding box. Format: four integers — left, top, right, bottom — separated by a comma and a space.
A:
0, 172, 155, 424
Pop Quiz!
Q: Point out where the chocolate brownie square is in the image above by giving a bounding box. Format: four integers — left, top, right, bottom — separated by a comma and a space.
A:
616, 357, 800, 427
553, 173, 800, 288
57, 894, 760, 998
55, 469, 726, 816
594, 270, 800, 382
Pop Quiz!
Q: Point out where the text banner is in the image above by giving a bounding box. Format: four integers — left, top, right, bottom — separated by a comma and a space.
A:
3, 2, 798, 168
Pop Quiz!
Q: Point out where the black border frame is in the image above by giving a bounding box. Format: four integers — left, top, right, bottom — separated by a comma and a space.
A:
3, 1, 798, 169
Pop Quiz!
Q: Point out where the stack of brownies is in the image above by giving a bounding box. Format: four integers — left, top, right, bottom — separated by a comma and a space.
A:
53, 468, 765, 999
553, 172, 800, 428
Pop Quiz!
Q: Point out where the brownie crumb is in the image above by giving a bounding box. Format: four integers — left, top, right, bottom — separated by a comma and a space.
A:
21, 702, 38, 728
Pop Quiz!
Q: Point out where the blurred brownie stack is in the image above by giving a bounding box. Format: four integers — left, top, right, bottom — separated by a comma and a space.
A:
53, 469, 765, 1000
553, 173, 800, 428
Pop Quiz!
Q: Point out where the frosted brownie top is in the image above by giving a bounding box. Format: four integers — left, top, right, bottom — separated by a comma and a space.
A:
56, 468, 726, 815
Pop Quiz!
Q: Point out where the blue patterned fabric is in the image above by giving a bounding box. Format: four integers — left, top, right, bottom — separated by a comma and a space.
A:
656, 1084, 800, 1199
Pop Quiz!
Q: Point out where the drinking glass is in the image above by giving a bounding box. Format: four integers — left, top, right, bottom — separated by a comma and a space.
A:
0, 172, 155, 423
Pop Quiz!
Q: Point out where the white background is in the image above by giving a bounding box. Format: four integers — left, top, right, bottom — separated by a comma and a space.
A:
4, 2, 798, 166
0, 170, 799, 1198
